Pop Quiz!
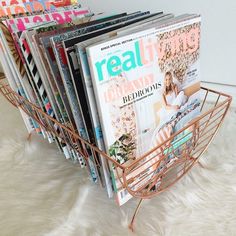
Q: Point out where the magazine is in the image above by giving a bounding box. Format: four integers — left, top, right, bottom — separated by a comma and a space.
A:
4, 8, 90, 32
87, 16, 201, 205
61, 12, 158, 196
31, 26, 81, 151
0, 3, 91, 158
24, 29, 62, 119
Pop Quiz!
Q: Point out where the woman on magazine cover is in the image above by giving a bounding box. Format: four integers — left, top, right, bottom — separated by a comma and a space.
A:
161, 71, 187, 124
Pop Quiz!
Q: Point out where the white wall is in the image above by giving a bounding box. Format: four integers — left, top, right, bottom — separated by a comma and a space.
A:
81, 0, 236, 86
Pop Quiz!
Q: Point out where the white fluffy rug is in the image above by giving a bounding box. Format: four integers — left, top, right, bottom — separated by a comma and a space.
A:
0, 95, 236, 236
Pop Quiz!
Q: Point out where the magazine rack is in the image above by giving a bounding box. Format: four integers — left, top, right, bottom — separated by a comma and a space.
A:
0, 77, 232, 231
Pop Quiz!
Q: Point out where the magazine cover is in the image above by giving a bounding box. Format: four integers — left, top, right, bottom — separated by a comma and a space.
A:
87, 16, 201, 205
4, 8, 90, 32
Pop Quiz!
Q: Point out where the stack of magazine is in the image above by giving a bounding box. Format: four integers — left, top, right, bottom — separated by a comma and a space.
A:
0, 0, 202, 206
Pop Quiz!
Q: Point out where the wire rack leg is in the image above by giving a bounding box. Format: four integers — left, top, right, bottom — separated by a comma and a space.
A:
197, 160, 205, 168
27, 131, 33, 142
188, 156, 205, 168
128, 198, 144, 232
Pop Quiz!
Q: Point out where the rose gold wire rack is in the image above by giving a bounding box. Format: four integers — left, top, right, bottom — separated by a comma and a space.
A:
0, 77, 232, 231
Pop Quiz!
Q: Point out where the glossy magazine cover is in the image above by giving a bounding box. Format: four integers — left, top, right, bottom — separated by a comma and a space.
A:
87, 16, 201, 205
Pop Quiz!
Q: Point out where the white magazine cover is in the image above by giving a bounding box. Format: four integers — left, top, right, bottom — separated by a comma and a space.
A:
87, 16, 201, 205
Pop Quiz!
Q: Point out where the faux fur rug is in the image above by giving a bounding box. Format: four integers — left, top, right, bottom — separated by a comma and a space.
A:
0, 95, 236, 236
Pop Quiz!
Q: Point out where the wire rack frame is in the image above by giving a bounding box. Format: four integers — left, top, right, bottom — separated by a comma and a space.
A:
0, 78, 232, 231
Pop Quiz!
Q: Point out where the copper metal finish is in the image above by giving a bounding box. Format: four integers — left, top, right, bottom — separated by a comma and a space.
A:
0, 79, 232, 231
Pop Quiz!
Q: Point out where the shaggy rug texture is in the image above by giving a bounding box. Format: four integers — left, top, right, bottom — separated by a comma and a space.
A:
0, 95, 236, 236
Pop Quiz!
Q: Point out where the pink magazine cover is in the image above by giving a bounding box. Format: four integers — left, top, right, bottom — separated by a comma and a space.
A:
0, 0, 81, 18
4, 8, 90, 32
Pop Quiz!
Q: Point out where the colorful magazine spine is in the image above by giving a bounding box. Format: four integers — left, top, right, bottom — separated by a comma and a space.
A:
33, 33, 70, 125
40, 35, 78, 129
